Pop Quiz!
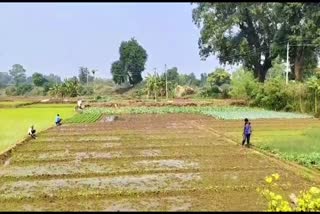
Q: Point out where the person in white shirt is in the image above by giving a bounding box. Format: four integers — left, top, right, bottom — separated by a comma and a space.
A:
28, 125, 36, 139
77, 99, 83, 109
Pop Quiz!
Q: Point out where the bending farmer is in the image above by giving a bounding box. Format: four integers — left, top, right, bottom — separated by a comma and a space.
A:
55, 114, 63, 126
28, 125, 37, 139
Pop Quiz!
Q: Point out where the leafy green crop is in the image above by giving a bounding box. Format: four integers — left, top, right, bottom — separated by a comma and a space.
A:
64, 111, 102, 124
84, 106, 312, 120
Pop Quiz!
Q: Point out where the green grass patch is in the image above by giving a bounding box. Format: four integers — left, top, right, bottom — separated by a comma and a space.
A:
85, 106, 312, 120
64, 111, 102, 124
0, 105, 75, 153
256, 128, 320, 169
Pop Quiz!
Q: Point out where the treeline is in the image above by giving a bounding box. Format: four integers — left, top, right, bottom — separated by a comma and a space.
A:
139, 59, 320, 116
0, 64, 111, 97
0, 64, 62, 96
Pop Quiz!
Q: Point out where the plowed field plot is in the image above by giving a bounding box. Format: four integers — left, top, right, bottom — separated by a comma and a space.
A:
0, 114, 319, 211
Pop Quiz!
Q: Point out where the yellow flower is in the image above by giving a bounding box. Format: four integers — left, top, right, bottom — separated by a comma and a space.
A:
265, 176, 273, 184
309, 187, 320, 195
275, 195, 283, 201
272, 173, 280, 181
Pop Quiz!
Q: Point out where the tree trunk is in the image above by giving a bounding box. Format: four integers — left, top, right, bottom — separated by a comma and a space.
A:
299, 94, 303, 113
294, 48, 305, 82
315, 91, 317, 113
255, 64, 268, 83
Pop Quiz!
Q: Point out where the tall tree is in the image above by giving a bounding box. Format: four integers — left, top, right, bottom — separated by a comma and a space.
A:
207, 68, 231, 87
78, 67, 94, 84
166, 67, 180, 84
9, 64, 26, 86
200, 73, 208, 87
32, 72, 48, 87
111, 38, 148, 86
187, 72, 200, 86
0, 72, 12, 88
272, 3, 320, 81
111, 60, 127, 85
192, 3, 280, 82
44, 74, 62, 84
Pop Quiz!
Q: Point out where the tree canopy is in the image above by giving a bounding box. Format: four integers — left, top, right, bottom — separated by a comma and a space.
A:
192, 3, 320, 82
272, 3, 320, 81
32, 72, 48, 87
9, 64, 26, 86
207, 68, 231, 87
0, 72, 12, 88
78, 67, 94, 84
111, 38, 148, 86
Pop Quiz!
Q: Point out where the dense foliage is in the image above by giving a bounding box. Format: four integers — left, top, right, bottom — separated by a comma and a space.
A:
192, 2, 320, 82
111, 38, 148, 86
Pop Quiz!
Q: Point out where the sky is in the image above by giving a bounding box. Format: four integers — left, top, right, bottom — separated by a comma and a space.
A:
0, 3, 234, 79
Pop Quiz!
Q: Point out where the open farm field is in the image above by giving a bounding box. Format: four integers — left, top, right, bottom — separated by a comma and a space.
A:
1, 114, 319, 211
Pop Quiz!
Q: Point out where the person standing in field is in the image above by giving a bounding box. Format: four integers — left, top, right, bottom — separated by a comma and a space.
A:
77, 99, 83, 109
28, 125, 37, 139
242, 118, 252, 147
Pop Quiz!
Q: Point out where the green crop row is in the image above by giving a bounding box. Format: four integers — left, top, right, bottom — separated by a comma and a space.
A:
84, 106, 312, 120
64, 111, 102, 124
260, 145, 320, 169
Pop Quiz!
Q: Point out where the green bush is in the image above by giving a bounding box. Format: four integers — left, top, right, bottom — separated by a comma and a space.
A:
230, 68, 260, 100
78, 85, 94, 96
219, 83, 231, 98
5, 86, 17, 96
252, 77, 290, 111
200, 85, 220, 98
26, 86, 45, 96
16, 84, 33, 95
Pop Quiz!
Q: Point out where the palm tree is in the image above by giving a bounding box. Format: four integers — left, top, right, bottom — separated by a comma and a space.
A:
65, 80, 79, 97
91, 69, 96, 93
49, 84, 63, 98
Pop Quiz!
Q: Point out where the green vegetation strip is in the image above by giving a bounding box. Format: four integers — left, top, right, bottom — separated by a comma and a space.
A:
64, 111, 102, 123
85, 106, 312, 120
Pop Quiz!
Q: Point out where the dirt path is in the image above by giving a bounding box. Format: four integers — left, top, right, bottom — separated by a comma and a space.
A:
0, 114, 319, 211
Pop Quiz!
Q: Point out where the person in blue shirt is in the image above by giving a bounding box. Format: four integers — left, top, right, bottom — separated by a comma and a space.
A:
55, 114, 62, 126
242, 118, 252, 147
